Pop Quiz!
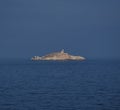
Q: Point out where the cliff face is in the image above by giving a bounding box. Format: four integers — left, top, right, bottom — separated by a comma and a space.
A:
31, 50, 85, 61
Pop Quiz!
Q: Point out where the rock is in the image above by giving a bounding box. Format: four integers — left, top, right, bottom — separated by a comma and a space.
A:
31, 49, 85, 61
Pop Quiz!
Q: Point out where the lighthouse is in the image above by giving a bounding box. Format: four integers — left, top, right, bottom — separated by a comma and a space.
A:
61, 49, 64, 53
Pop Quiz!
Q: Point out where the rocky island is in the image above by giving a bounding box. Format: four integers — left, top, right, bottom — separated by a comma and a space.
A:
31, 49, 85, 61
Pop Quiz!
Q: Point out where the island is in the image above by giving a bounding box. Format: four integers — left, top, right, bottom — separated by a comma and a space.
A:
31, 49, 85, 61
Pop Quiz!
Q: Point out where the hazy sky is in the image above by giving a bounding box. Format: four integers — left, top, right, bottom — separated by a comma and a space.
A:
0, 0, 120, 59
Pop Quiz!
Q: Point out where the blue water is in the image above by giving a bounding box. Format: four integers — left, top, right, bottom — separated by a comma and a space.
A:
0, 60, 120, 110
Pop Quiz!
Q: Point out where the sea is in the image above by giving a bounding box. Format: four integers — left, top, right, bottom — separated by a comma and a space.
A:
0, 59, 120, 110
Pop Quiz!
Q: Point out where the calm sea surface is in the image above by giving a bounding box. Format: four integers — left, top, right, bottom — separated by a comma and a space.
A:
0, 60, 120, 110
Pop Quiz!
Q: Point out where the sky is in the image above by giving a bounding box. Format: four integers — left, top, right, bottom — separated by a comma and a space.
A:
0, 0, 120, 59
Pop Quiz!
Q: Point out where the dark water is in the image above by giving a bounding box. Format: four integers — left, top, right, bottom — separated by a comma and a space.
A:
0, 60, 120, 110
